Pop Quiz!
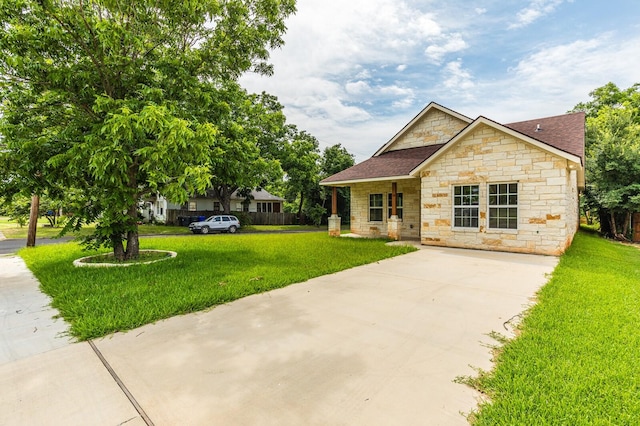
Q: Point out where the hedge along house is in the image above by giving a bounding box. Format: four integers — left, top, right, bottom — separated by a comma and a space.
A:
320, 102, 585, 256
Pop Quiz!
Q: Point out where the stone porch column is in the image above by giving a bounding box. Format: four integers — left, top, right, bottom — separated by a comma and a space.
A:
328, 186, 341, 237
387, 182, 401, 241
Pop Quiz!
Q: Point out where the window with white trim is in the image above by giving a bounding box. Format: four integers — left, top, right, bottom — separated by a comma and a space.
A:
388, 193, 403, 219
369, 194, 383, 222
453, 185, 479, 228
188, 201, 197, 211
257, 202, 273, 213
488, 183, 518, 229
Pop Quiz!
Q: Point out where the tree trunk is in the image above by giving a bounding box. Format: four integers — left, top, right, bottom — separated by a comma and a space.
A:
609, 210, 617, 238
26, 194, 40, 247
124, 202, 140, 260
622, 211, 632, 239
210, 185, 236, 214
113, 235, 125, 261
297, 192, 304, 224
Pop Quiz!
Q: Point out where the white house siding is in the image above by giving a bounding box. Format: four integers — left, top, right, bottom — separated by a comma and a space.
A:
349, 179, 421, 239
419, 124, 579, 255
386, 109, 468, 152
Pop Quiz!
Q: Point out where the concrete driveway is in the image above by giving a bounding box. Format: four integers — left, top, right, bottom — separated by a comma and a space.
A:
1, 245, 558, 425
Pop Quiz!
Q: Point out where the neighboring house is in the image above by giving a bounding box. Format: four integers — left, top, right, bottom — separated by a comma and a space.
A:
142, 188, 289, 225
321, 102, 585, 256
140, 195, 169, 223
141, 189, 284, 224
174, 189, 284, 214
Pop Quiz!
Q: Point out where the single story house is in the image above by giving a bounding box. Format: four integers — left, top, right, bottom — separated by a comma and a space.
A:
321, 102, 585, 256
141, 189, 284, 223
177, 189, 284, 214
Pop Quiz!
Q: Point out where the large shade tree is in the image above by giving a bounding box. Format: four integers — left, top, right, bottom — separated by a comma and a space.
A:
573, 82, 640, 238
0, 0, 296, 259
204, 86, 287, 214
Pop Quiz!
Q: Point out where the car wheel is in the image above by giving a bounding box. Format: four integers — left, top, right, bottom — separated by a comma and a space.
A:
228, 225, 237, 234
201, 226, 210, 234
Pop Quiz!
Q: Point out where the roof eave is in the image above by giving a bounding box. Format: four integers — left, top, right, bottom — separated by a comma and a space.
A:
320, 174, 418, 187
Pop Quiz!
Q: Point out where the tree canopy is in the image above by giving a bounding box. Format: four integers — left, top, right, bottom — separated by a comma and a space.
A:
0, 0, 296, 259
573, 82, 640, 238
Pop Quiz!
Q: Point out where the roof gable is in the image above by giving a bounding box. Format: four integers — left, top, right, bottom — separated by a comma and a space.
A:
321, 102, 585, 188
410, 116, 583, 176
374, 102, 472, 156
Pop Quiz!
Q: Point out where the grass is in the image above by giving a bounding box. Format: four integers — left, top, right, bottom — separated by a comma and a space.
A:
242, 224, 321, 232
0, 215, 324, 239
466, 232, 640, 425
0, 216, 85, 239
18, 233, 415, 340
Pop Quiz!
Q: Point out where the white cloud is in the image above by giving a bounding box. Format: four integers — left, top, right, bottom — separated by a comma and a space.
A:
441, 60, 475, 97
345, 81, 371, 96
424, 33, 468, 64
451, 33, 640, 123
240, 1, 640, 163
509, 0, 564, 29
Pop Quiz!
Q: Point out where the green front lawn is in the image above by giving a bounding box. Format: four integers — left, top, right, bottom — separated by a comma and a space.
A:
19, 233, 415, 340
0, 215, 321, 239
467, 232, 640, 424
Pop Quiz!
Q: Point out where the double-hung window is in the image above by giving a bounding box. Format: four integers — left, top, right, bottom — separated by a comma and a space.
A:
369, 194, 383, 222
488, 183, 518, 229
453, 185, 479, 228
388, 193, 403, 219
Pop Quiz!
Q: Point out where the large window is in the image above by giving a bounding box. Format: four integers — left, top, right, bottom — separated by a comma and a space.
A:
453, 185, 479, 228
257, 202, 273, 213
488, 183, 518, 229
369, 194, 383, 222
388, 193, 403, 219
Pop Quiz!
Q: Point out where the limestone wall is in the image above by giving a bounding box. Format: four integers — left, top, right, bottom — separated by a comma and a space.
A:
350, 179, 421, 239
419, 124, 579, 255
386, 109, 468, 151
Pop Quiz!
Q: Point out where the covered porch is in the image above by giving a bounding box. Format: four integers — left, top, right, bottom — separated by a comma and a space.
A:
325, 177, 421, 241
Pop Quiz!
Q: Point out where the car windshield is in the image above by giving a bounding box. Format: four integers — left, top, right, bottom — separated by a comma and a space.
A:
205, 216, 216, 221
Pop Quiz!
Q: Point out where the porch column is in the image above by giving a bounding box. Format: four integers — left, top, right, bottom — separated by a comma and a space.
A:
388, 182, 401, 241
328, 186, 342, 237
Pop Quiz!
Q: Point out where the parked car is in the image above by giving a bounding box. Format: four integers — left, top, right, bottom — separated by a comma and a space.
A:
188, 215, 241, 234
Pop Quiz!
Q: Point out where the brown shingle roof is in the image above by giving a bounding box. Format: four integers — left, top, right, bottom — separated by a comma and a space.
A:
321, 108, 586, 185
321, 145, 444, 184
505, 111, 585, 162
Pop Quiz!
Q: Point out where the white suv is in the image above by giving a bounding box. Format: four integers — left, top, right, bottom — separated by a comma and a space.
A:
189, 215, 241, 234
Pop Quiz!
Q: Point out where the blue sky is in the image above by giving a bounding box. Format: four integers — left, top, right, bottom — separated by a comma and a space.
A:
240, 0, 640, 162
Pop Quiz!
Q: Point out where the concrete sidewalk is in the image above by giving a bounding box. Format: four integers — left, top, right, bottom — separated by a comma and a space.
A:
0, 246, 558, 425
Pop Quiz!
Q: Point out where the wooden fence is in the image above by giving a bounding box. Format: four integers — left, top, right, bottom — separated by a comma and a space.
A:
166, 210, 297, 226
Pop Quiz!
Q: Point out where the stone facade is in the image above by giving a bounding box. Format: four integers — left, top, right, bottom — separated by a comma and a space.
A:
386, 109, 468, 152
350, 179, 421, 240
419, 124, 578, 255
322, 103, 583, 256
